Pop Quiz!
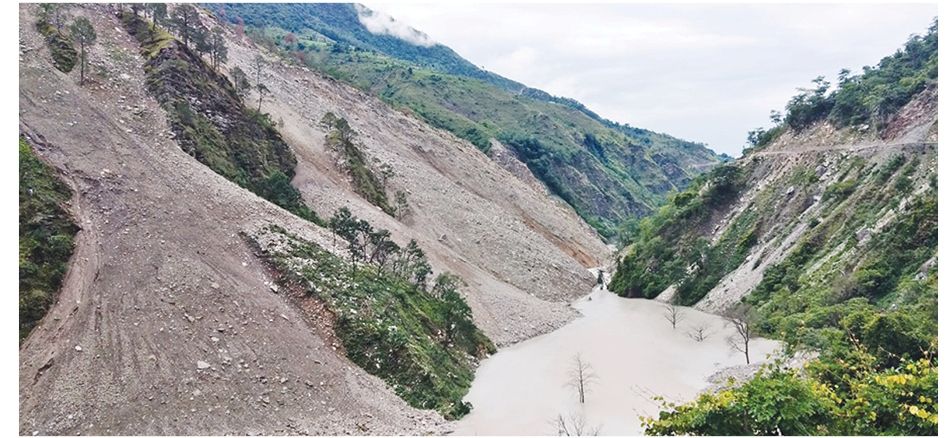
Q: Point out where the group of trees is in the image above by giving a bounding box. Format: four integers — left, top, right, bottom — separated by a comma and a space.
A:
228, 55, 268, 110
129, 3, 230, 72
37, 4, 97, 85
746, 19, 937, 151
329, 208, 431, 287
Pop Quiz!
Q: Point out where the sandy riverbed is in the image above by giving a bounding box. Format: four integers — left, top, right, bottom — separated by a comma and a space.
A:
452, 276, 781, 435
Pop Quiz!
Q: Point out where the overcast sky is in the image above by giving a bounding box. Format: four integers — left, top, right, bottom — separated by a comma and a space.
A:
362, 2, 936, 156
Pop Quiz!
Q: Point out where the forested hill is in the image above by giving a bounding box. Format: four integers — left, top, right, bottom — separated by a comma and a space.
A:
214, 3, 726, 237
610, 21, 938, 436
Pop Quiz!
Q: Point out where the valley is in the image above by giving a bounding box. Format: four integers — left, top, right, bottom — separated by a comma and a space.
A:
454, 271, 780, 436
18, 3, 938, 437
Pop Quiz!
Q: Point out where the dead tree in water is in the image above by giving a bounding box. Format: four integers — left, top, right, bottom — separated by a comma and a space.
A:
555, 412, 601, 436
689, 324, 709, 342
566, 353, 597, 404
726, 307, 753, 365
664, 301, 683, 329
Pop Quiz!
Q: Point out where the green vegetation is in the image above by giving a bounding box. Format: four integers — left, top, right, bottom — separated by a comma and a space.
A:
253, 213, 494, 419
19, 138, 78, 342
216, 3, 724, 237
69, 17, 96, 85
745, 20, 937, 151
629, 23, 938, 430
637, 142, 937, 435
608, 164, 752, 303
35, 4, 77, 73
121, 9, 322, 225
619, 24, 937, 430
321, 112, 393, 215
645, 354, 937, 435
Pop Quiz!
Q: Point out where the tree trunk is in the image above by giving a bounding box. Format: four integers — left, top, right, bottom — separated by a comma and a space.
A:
79, 44, 86, 85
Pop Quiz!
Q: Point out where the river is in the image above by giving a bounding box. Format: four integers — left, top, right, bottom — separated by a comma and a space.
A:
452, 273, 781, 435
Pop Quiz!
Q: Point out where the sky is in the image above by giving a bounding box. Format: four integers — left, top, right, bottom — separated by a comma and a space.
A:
362, 2, 936, 156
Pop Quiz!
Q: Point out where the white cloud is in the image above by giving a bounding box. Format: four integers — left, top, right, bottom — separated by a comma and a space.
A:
355, 4, 436, 47
363, 2, 936, 156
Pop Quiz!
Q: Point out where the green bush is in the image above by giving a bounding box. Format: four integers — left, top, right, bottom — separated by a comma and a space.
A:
823, 179, 859, 201
35, 19, 77, 73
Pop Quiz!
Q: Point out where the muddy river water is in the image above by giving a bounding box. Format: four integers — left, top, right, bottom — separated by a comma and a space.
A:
453, 276, 781, 435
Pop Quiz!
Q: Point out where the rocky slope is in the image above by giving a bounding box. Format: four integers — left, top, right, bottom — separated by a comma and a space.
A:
611, 85, 936, 311
18, 4, 610, 434
217, 3, 726, 236
218, 17, 610, 345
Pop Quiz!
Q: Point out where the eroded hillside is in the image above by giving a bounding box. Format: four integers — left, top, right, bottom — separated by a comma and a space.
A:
612, 23, 938, 434
18, 3, 610, 434
217, 3, 726, 236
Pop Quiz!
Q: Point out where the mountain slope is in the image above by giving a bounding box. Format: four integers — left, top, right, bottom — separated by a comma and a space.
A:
19, 4, 610, 433
216, 2, 725, 236
610, 25, 938, 435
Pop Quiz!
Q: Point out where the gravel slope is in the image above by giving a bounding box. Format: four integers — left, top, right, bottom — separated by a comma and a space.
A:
19, 5, 444, 434
219, 19, 610, 345
19, 4, 612, 434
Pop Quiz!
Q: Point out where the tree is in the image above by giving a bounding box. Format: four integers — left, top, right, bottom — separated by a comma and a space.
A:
147, 3, 167, 30
566, 353, 596, 404
256, 83, 270, 112
193, 24, 211, 59
39, 4, 68, 31
169, 4, 200, 48
234, 16, 245, 39
253, 54, 267, 111
663, 301, 683, 329
393, 190, 410, 220
69, 17, 96, 86
210, 28, 228, 71
229, 66, 251, 101
689, 325, 708, 342
726, 307, 753, 365
555, 413, 601, 436
283, 32, 298, 47
405, 240, 432, 289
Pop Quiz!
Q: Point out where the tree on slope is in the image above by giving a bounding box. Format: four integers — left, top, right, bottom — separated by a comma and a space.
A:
146, 3, 167, 30
69, 17, 96, 86
170, 4, 201, 49
210, 27, 228, 71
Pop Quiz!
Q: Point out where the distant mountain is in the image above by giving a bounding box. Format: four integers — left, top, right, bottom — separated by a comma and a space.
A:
215, 3, 726, 237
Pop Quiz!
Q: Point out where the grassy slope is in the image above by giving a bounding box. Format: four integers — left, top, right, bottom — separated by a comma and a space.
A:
251, 226, 494, 419
217, 3, 724, 237
19, 138, 79, 341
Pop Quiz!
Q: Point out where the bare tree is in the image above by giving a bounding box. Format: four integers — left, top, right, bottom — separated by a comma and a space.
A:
566, 353, 597, 404
726, 307, 752, 365
689, 324, 709, 342
554, 412, 601, 436
663, 301, 683, 329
